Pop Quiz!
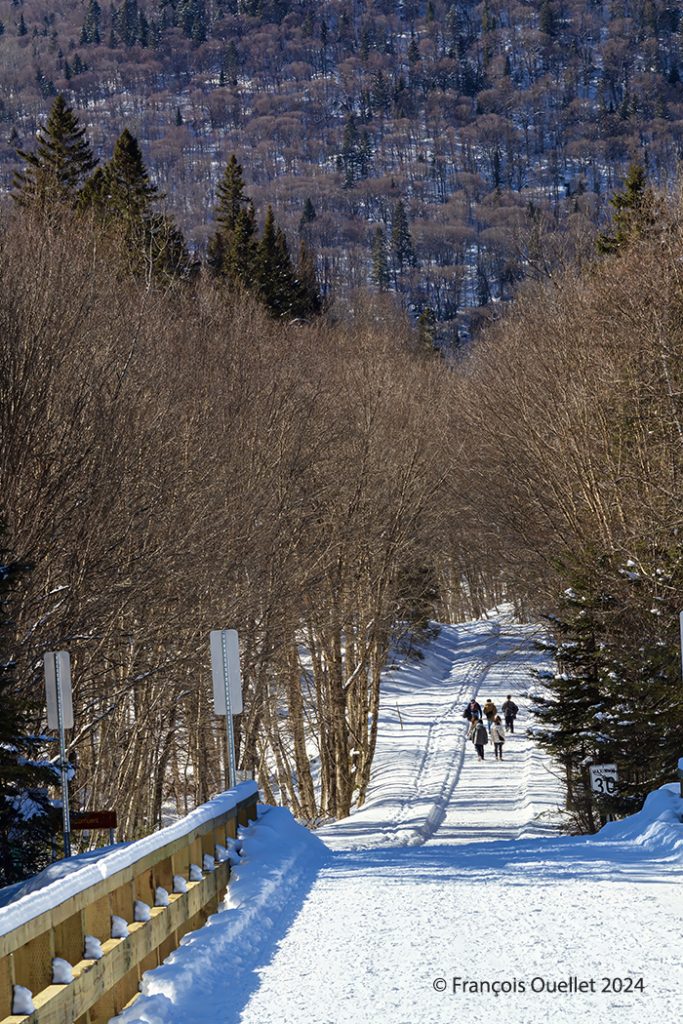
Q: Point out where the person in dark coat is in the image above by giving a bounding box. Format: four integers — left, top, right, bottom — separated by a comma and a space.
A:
463, 699, 482, 722
472, 720, 488, 760
501, 696, 519, 733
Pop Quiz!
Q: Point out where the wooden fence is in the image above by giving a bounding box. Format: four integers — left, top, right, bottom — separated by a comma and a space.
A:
0, 787, 258, 1024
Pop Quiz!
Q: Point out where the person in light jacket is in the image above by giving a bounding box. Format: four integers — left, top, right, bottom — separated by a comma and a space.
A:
491, 716, 506, 760
472, 720, 488, 761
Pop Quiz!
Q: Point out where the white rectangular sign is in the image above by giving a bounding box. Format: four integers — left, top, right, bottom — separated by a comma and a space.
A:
44, 651, 74, 730
210, 629, 243, 715
589, 763, 618, 796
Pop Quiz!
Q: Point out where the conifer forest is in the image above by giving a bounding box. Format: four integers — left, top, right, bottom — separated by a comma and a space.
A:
0, 2, 682, 885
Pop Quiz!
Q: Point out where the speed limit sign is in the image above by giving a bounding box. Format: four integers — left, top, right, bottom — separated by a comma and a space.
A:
589, 764, 618, 795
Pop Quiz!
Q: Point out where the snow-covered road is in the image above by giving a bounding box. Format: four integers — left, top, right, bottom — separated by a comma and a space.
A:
116, 615, 683, 1024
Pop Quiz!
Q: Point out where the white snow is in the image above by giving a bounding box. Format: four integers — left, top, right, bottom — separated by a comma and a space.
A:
111, 806, 327, 1024
108, 613, 683, 1024
172, 876, 188, 894
0, 781, 257, 937
12, 985, 35, 1015
111, 915, 129, 939
51, 957, 73, 984
155, 887, 170, 907
202, 854, 215, 872
189, 864, 203, 882
134, 900, 151, 923
84, 934, 104, 959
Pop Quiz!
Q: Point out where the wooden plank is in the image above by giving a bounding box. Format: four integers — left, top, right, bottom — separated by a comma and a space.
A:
11, 930, 52, 1001
0, 795, 255, 1024
0, 951, 13, 1020
0, 864, 231, 1024
52, 912, 83, 971
0, 798, 250, 957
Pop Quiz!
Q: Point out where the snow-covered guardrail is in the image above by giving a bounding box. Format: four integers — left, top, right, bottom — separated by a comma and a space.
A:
0, 781, 258, 1024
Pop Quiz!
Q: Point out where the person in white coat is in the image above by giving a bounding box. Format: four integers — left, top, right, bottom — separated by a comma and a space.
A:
491, 715, 506, 760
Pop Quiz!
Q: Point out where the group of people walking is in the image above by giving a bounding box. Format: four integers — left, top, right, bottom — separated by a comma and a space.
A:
463, 696, 519, 762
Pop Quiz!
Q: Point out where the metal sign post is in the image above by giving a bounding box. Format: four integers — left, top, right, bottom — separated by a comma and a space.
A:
210, 630, 243, 791
44, 651, 74, 859
589, 763, 618, 822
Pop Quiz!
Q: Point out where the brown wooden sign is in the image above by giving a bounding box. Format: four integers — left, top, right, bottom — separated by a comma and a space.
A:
70, 811, 117, 831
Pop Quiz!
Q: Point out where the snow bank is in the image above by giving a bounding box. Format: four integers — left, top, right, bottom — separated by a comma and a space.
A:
595, 782, 683, 858
0, 782, 257, 936
110, 805, 328, 1024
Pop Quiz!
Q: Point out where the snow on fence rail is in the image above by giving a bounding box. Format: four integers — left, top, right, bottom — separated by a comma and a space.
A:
0, 782, 258, 1024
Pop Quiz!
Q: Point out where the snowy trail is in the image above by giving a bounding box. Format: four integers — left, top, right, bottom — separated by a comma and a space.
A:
116, 615, 683, 1024
318, 615, 560, 849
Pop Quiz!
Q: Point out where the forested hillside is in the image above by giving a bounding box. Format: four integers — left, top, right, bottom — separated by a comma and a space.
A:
2, 0, 683, 336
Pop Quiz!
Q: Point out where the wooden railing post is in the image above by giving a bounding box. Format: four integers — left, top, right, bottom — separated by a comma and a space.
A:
0, 785, 258, 1024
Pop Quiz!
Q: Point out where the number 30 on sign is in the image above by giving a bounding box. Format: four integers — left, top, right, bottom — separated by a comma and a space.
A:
589, 764, 618, 795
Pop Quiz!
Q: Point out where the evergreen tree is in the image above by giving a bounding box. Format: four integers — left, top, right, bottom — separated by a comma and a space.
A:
207, 154, 250, 275
371, 225, 389, 291
80, 0, 102, 44
597, 163, 656, 255
13, 95, 97, 209
417, 306, 436, 352
298, 196, 316, 233
82, 130, 192, 282
0, 522, 54, 886
224, 202, 258, 287
391, 199, 417, 272
530, 555, 683, 832
339, 113, 372, 187
256, 206, 300, 318
293, 239, 322, 318
97, 128, 159, 223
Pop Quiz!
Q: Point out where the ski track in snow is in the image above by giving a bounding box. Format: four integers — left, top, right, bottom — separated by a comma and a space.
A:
112, 613, 683, 1024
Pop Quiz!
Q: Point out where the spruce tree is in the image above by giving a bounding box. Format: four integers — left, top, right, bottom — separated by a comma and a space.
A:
0, 523, 54, 886
299, 196, 317, 233
82, 131, 192, 282
256, 206, 300, 318
224, 202, 258, 288
80, 0, 102, 44
13, 95, 97, 209
371, 225, 390, 291
391, 199, 417, 272
417, 306, 436, 352
101, 128, 158, 222
597, 163, 656, 255
207, 154, 250, 275
293, 239, 322, 318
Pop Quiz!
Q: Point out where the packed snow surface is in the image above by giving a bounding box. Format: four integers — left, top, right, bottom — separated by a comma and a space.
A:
102, 617, 683, 1022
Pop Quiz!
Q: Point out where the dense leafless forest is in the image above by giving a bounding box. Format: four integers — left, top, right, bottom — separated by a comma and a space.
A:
1, 171, 681, 843
2, 0, 683, 336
